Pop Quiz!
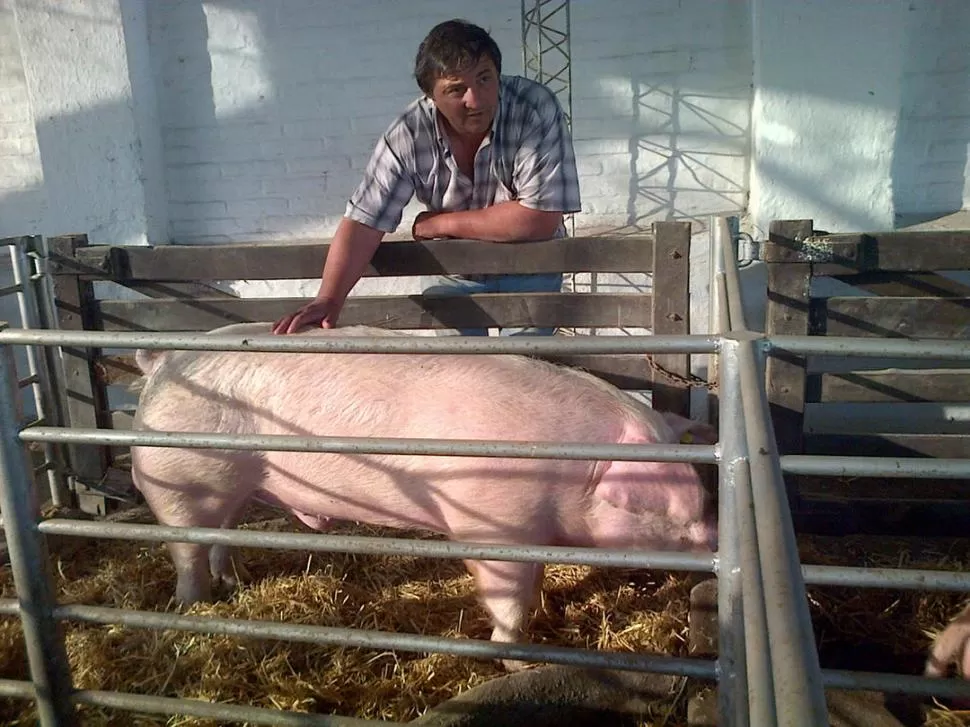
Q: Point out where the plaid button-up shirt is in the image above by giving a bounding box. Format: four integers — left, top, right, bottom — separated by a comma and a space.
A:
345, 75, 581, 238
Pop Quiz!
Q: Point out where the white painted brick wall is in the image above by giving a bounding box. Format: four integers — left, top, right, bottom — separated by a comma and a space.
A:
891, 1, 970, 221
0, 0, 46, 239
150, 0, 753, 249
570, 0, 752, 236
749, 0, 970, 234
152, 1, 522, 252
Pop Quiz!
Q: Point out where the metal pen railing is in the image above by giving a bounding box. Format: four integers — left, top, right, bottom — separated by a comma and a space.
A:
0, 220, 969, 725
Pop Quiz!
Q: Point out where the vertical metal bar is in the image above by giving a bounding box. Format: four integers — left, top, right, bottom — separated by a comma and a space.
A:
9, 239, 69, 507
0, 336, 75, 725
719, 218, 747, 332
710, 217, 724, 334
715, 275, 731, 334
27, 238, 71, 438
734, 457, 777, 725
736, 333, 827, 726
716, 338, 749, 727
27, 238, 73, 508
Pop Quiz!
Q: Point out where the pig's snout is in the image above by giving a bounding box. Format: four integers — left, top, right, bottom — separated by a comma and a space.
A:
689, 515, 719, 553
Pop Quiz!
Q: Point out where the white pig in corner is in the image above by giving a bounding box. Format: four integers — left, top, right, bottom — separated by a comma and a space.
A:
927, 603, 970, 680
130, 323, 718, 668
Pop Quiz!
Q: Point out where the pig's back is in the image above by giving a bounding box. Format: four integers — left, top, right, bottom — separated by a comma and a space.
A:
141, 324, 655, 446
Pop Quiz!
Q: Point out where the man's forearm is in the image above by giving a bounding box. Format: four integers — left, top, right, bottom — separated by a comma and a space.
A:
316, 218, 385, 304
434, 202, 562, 242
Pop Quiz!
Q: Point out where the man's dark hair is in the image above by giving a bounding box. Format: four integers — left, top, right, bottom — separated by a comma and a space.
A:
414, 19, 502, 95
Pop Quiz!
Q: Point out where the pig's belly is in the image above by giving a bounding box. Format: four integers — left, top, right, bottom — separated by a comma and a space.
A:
257, 450, 590, 539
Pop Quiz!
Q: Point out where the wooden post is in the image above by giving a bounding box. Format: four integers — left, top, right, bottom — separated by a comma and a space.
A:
48, 234, 110, 515
650, 221, 692, 417
763, 220, 814, 458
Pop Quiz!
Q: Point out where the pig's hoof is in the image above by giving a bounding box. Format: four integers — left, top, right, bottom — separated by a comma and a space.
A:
212, 559, 251, 594
501, 658, 535, 673
211, 574, 246, 599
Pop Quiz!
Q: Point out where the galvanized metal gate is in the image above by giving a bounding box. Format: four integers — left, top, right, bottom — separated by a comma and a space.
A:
1, 222, 970, 726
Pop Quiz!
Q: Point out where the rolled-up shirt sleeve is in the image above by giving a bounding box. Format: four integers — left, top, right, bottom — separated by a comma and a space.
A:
345, 122, 416, 233
512, 91, 581, 214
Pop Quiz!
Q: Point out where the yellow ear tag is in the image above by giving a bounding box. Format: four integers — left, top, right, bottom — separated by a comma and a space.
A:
680, 432, 694, 444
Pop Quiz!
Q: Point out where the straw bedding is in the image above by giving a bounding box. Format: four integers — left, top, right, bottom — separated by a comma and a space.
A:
1, 502, 969, 726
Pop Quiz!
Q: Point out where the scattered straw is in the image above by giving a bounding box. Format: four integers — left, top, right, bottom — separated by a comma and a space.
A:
1, 507, 969, 725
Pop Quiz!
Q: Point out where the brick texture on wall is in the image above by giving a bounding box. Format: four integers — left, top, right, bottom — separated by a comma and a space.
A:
1, 0, 967, 250
570, 0, 752, 235
151, 1, 753, 244
153, 1, 523, 244
891, 0, 970, 222
0, 0, 45, 238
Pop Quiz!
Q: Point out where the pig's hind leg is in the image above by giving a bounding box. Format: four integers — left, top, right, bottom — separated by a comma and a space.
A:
132, 446, 261, 606
207, 496, 255, 596
464, 558, 544, 672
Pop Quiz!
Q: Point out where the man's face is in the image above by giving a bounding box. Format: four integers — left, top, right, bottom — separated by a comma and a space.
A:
429, 56, 499, 139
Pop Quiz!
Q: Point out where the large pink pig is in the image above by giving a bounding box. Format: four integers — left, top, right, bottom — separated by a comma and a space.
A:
131, 323, 717, 666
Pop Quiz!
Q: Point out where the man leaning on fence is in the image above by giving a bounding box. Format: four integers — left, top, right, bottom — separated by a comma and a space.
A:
272, 18, 582, 337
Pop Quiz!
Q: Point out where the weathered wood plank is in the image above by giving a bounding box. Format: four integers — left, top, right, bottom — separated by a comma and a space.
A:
830, 272, 970, 298
121, 281, 239, 300
65, 237, 657, 282
49, 235, 110, 515
763, 230, 970, 271
819, 370, 970, 403
99, 352, 660, 392
95, 293, 653, 332
764, 220, 814, 456
817, 297, 970, 338
649, 221, 692, 416
805, 433, 970, 459
804, 402, 970, 435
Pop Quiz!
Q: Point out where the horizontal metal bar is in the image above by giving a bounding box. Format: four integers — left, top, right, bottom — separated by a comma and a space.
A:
37, 519, 717, 572
78, 690, 398, 727
20, 426, 718, 464
822, 668, 970, 700
770, 336, 970, 361
17, 374, 39, 389
803, 564, 970, 592
10, 529, 962, 596
0, 679, 397, 726
7, 605, 970, 703
0, 679, 34, 698
46, 602, 719, 679
7, 620, 970, 704
32, 460, 52, 475
0, 328, 720, 355
781, 455, 970, 479
0, 283, 24, 297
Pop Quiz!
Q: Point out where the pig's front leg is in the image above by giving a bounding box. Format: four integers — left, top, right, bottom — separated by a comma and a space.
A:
170, 540, 213, 605
209, 544, 252, 593
464, 559, 544, 672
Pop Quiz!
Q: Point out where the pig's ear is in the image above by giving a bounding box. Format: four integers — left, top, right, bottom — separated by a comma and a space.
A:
661, 412, 718, 445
